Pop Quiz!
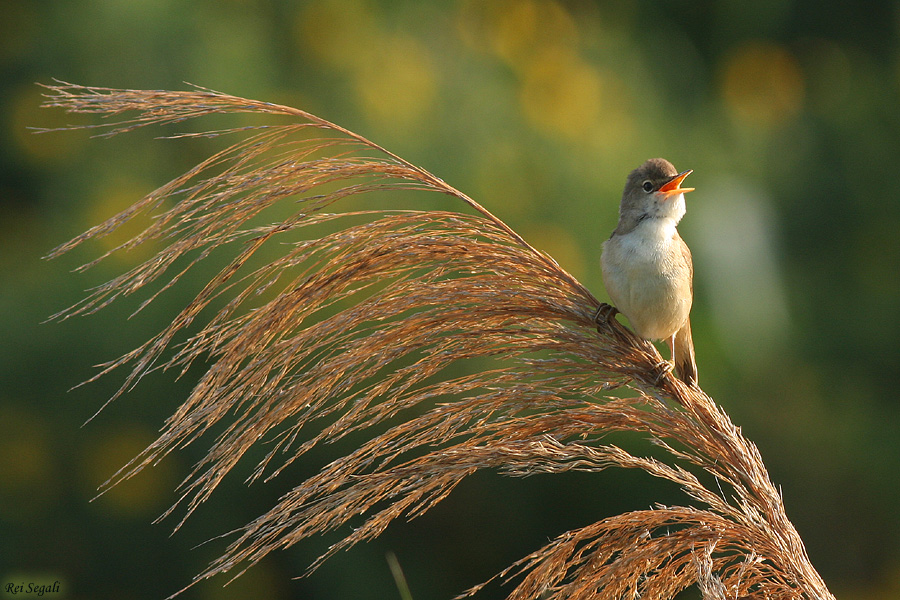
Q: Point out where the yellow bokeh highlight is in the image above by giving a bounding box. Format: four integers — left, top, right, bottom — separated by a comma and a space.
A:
0, 405, 54, 510
297, 0, 378, 71
519, 45, 633, 146
198, 558, 287, 600
85, 176, 160, 263
296, 0, 436, 131
457, 0, 578, 67
495, 0, 578, 67
10, 83, 87, 163
720, 41, 805, 128
352, 36, 437, 129
81, 426, 175, 517
458, 0, 634, 148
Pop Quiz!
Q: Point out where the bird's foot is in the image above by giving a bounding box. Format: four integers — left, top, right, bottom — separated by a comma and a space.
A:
594, 302, 618, 325
594, 303, 634, 343
651, 359, 675, 385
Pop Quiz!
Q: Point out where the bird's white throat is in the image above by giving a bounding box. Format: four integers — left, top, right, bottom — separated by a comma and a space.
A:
659, 193, 686, 223
617, 217, 679, 257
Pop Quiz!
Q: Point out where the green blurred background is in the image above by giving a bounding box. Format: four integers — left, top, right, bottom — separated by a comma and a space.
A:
3, 0, 900, 598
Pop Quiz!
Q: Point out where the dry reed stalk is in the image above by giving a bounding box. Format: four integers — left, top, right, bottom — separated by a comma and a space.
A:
41, 81, 835, 600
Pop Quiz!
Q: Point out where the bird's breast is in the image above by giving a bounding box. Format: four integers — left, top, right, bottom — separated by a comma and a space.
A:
601, 219, 692, 340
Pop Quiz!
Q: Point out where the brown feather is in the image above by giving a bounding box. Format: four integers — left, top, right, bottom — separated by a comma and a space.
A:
674, 231, 697, 386
674, 317, 697, 386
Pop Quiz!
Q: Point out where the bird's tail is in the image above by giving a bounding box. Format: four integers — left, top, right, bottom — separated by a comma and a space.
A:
674, 319, 698, 386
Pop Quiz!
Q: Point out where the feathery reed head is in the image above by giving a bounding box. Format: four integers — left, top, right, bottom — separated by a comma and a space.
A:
41, 81, 834, 600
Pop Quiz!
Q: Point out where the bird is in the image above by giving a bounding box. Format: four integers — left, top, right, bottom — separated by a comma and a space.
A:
599, 158, 698, 386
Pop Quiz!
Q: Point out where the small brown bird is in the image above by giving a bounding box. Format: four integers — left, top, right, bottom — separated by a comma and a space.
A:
600, 158, 698, 385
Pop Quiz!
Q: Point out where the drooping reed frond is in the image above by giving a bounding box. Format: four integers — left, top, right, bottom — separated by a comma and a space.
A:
42, 81, 834, 600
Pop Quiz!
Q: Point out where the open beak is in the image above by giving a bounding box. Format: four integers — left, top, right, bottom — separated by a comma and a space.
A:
659, 169, 694, 196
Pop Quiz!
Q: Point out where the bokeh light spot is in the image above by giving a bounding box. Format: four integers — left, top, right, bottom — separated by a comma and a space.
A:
297, 0, 378, 70
0, 405, 54, 520
81, 426, 174, 518
720, 41, 805, 128
456, 0, 577, 65
688, 177, 790, 369
85, 177, 159, 263
297, 0, 436, 132
520, 46, 633, 147
11, 84, 87, 163
352, 36, 437, 130
492, 0, 578, 67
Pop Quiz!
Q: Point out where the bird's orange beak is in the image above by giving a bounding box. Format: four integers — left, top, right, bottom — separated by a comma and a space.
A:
659, 169, 694, 196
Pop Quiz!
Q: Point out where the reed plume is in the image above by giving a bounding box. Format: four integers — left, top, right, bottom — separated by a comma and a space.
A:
41, 82, 835, 600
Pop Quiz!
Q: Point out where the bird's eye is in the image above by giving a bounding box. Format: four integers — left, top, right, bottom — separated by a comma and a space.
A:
642, 181, 654, 193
